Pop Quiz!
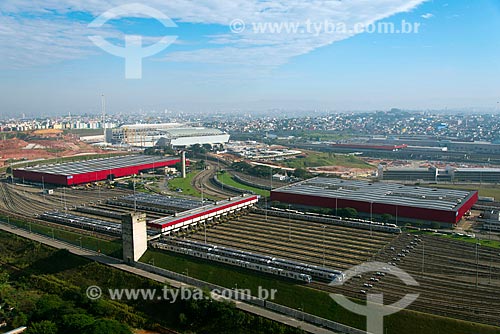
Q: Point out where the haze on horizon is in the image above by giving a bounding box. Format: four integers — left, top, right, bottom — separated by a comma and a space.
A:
0, 0, 499, 117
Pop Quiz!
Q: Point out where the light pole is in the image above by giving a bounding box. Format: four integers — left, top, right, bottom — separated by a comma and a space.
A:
204, 221, 207, 244
322, 225, 326, 267
335, 197, 338, 216
264, 196, 268, 221
370, 201, 373, 236
422, 239, 425, 275
270, 166, 273, 190
395, 205, 398, 225
489, 225, 493, 285
288, 204, 292, 241
476, 240, 480, 288
133, 178, 137, 212
78, 237, 82, 249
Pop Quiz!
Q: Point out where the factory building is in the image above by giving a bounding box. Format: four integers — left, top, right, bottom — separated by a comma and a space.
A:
378, 166, 440, 182
105, 124, 230, 148
378, 165, 500, 184
270, 178, 478, 226
13, 155, 182, 186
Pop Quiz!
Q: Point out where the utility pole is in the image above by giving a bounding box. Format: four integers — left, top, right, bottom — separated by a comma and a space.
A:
370, 201, 373, 236
133, 178, 137, 212
264, 196, 268, 221
270, 166, 273, 190
322, 225, 326, 267
101, 94, 106, 137
201, 182, 204, 205
422, 239, 425, 275
288, 204, 292, 241
204, 221, 207, 244
489, 224, 493, 285
476, 240, 480, 288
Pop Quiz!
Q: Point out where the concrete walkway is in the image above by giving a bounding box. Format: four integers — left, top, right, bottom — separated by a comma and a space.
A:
0, 222, 338, 334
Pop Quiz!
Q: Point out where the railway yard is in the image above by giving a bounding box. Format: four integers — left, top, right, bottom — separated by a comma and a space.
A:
1, 179, 500, 329
180, 211, 500, 327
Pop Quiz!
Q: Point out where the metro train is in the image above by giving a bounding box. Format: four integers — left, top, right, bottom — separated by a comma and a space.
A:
39, 212, 122, 235
155, 238, 344, 282
267, 207, 401, 234
152, 242, 312, 283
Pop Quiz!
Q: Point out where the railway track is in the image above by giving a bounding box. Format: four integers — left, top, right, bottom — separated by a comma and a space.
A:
184, 211, 500, 327
192, 164, 244, 199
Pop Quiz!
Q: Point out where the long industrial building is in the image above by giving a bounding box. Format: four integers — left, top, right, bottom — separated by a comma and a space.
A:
148, 195, 260, 233
105, 124, 230, 148
378, 165, 500, 183
270, 178, 478, 225
13, 155, 182, 186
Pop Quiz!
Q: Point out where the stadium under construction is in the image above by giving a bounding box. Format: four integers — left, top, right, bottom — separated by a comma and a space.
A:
270, 177, 478, 225
12, 155, 183, 186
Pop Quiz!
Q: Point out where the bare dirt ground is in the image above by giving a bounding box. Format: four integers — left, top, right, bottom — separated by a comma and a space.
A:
0, 133, 109, 164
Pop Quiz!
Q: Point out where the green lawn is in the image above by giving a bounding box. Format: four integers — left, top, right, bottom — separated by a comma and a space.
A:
218, 172, 270, 197
441, 234, 500, 249
167, 171, 217, 200
408, 230, 500, 249
140, 248, 500, 334
167, 171, 201, 197
283, 151, 373, 169
431, 184, 500, 201
0, 214, 122, 257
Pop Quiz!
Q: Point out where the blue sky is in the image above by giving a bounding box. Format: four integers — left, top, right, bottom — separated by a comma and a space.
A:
0, 0, 499, 117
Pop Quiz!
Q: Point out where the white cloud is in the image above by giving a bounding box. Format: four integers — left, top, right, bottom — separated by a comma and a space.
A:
0, 0, 429, 69
421, 13, 434, 19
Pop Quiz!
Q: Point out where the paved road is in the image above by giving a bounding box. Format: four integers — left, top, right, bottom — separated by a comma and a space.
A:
0, 222, 338, 334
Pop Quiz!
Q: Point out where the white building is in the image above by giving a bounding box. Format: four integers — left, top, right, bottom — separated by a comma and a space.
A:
106, 124, 230, 148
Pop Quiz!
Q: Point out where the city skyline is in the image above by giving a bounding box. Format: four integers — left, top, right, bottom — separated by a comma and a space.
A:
1, 0, 499, 117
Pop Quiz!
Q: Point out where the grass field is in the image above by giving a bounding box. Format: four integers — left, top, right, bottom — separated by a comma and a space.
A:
0, 214, 122, 257
283, 151, 374, 169
167, 172, 218, 200
167, 171, 201, 197
441, 234, 500, 249
431, 184, 500, 201
408, 230, 500, 249
140, 248, 500, 334
218, 172, 270, 197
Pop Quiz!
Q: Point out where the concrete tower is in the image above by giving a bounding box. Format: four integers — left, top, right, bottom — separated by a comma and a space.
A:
122, 212, 147, 264
181, 151, 187, 178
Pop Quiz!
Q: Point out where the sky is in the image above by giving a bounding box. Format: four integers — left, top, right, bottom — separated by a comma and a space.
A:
0, 0, 499, 117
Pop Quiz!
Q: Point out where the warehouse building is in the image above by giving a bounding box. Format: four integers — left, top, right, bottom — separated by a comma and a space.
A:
378, 165, 500, 183
105, 124, 230, 148
378, 166, 440, 182
13, 155, 182, 186
271, 178, 478, 225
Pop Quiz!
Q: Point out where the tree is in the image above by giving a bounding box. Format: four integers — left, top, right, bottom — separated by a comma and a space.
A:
196, 160, 206, 170
61, 314, 95, 334
83, 319, 132, 334
339, 207, 358, 218
173, 162, 183, 173
0, 271, 8, 286
430, 222, 441, 229
381, 214, 393, 224
12, 313, 28, 328
293, 168, 308, 179
26, 320, 58, 334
